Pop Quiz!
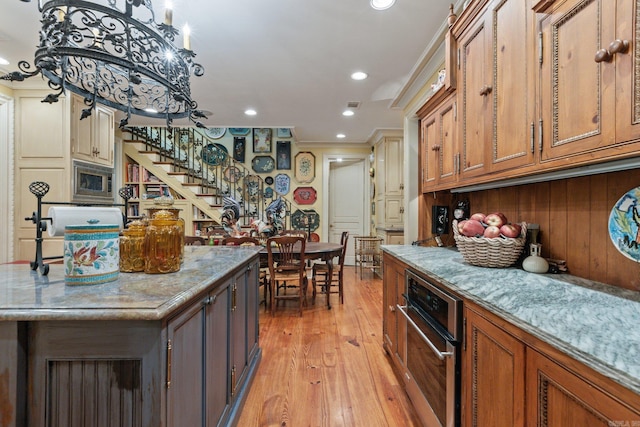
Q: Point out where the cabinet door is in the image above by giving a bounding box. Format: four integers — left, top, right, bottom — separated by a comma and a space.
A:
206, 283, 231, 426
420, 94, 457, 192
166, 298, 207, 427
463, 308, 526, 427
490, 0, 536, 172
420, 112, 439, 191
614, 0, 640, 144
382, 254, 407, 368
382, 254, 398, 358
458, 12, 491, 179
231, 268, 248, 396
94, 105, 114, 166
526, 349, 640, 426
539, 0, 616, 161
70, 95, 95, 163
384, 196, 403, 227
384, 137, 404, 196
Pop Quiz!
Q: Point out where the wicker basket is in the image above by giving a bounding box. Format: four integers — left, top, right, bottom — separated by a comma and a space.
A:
452, 220, 527, 268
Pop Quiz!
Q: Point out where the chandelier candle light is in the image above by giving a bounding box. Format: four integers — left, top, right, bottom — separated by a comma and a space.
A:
2, 0, 206, 129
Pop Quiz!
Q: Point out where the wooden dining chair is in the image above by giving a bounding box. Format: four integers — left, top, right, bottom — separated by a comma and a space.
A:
222, 236, 270, 310
184, 236, 207, 246
280, 229, 308, 240
266, 235, 307, 316
312, 231, 349, 305
222, 236, 260, 246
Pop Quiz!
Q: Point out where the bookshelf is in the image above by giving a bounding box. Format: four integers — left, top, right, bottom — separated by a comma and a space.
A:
124, 155, 217, 235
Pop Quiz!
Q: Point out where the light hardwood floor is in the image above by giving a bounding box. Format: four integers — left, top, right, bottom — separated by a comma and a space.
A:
237, 266, 421, 427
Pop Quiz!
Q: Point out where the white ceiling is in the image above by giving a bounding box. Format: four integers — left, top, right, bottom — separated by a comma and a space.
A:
0, 0, 452, 144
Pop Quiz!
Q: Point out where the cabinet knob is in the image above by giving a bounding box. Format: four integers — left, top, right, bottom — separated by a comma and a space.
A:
431, 145, 440, 151
479, 85, 492, 96
594, 48, 612, 63
609, 39, 630, 55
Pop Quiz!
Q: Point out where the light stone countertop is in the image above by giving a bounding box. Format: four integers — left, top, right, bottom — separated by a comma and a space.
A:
382, 245, 640, 395
0, 245, 261, 321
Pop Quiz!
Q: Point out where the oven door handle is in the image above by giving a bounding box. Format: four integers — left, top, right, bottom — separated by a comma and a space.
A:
396, 304, 454, 361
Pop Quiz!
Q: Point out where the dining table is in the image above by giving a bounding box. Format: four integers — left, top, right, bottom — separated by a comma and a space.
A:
259, 241, 343, 309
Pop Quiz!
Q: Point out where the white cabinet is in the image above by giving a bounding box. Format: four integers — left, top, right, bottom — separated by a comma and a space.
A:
70, 94, 115, 167
374, 131, 404, 244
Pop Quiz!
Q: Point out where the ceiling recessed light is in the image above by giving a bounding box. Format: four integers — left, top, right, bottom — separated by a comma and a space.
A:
370, 0, 395, 10
337, 133, 346, 139
342, 110, 354, 117
351, 71, 368, 80
244, 109, 257, 116
0, 57, 9, 66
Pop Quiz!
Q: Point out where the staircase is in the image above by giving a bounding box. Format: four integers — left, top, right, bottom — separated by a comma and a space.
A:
122, 126, 296, 232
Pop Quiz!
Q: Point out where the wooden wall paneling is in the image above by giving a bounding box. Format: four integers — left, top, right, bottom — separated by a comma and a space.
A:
547, 181, 567, 260
532, 182, 551, 257
515, 185, 535, 225
588, 174, 609, 283
565, 177, 590, 278
607, 171, 640, 291
497, 186, 518, 224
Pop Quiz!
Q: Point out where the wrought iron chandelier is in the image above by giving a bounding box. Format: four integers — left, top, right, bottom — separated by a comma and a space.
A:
1, 0, 206, 129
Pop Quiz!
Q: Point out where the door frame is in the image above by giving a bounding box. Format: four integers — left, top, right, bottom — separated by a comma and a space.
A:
0, 92, 14, 263
321, 153, 370, 243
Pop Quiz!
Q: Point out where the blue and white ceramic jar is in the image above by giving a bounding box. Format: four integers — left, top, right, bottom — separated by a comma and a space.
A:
64, 220, 120, 285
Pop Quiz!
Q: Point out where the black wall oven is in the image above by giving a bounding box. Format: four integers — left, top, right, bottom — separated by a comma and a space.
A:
397, 270, 462, 427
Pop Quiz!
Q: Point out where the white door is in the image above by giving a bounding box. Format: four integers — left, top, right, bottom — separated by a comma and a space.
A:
328, 159, 366, 266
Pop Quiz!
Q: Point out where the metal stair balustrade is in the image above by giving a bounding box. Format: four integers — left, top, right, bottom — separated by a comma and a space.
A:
123, 127, 300, 233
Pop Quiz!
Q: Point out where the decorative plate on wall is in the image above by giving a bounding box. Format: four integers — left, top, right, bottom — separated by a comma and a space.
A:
291, 209, 320, 232
264, 187, 274, 198
293, 186, 317, 205
201, 143, 228, 166
274, 173, 290, 195
265, 176, 274, 185
223, 166, 242, 183
295, 151, 315, 183
251, 156, 275, 173
229, 128, 250, 136
609, 186, 640, 261
204, 127, 226, 139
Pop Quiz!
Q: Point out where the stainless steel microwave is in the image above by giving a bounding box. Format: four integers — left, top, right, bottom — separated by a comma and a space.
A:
72, 161, 114, 203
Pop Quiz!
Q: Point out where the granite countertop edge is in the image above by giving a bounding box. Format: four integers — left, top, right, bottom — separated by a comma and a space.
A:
382, 245, 640, 396
0, 246, 262, 321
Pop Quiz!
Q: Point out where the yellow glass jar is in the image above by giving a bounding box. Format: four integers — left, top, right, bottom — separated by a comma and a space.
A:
147, 200, 185, 262
119, 220, 147, 272
144, 210, 182, 274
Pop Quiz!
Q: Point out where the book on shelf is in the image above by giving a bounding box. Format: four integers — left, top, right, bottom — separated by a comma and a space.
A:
126, 163, 140, 182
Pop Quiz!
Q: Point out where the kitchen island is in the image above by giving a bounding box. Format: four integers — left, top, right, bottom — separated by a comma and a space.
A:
383, 245, 640, 425
0, 245, 262, 427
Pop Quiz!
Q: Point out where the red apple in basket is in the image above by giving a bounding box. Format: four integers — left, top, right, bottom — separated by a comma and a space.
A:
470, 212, 486, 222
456, 220, 468, 234
461, 219, 485, 237
500, 223, 522, 238
483, 225, 501, 238
484, 212, 508, 228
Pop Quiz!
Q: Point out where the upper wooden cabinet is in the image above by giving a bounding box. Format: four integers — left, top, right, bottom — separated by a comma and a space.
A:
70, 94, 115, 167
538, 0, 640, 164
454, 0, 536, 177
419, 90, 457, 192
